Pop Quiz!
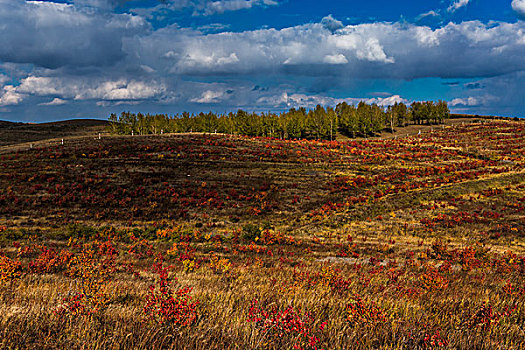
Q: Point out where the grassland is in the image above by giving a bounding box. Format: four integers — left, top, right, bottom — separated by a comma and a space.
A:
0, 119, 524, 349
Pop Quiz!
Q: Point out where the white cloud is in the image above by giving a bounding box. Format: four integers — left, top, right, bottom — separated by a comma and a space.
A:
449, 95, 498, 107
39, 97, 67, 106
176, 51, 240, 71
149, 21, 404, 74
128, 19, 525, 80
216, 53, 240, 65
356, 38, 394, 63
190, 90, 225, 103
90, 80, 162, 100
373, 95, 408, 106
3, 3, 525, 81
72, 0, 118, 11
512, 0, 525, 18
2, 1, 525, 119
0, 85, 24, 106
201, 0, 278, 16
257, 92, 408, 109
197, 23, 231, 33
450, 97, 477, 106
256, 92, 289, 107
139, 0, 280, 17
17, 76, 165, 101
323, 54, 348, 64
413, 26, 440, 47
416, 10, 440, 21
96, 100, 141, 107
448, 0, 471, 13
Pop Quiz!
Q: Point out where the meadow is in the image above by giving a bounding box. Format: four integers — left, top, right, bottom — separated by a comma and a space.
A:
0, 119, 524, 349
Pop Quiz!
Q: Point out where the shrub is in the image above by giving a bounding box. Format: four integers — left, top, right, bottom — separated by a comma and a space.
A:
0, 255, 24, 284
346, 295, 387, 327
66, 223, 96, 239
247, 299, 324, 350
242, 224, 261, 241
143, 267, 198, 327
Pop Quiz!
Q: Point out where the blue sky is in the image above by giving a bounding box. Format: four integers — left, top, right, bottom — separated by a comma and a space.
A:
1, 0, 525, 121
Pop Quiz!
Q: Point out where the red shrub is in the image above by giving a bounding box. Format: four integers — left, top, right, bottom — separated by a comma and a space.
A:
143, 267, 198, 327
247, 299, 324, 350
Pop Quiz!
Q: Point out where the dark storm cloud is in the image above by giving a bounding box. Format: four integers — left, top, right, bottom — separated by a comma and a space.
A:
465, 82, 483, 89
0, 0, 148, 69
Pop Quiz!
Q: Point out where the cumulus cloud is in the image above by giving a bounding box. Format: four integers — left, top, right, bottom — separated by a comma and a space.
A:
374, 95, 408, 106
3, 4, 525, 81
136, 0, 280, 17
356, 38, 394, 63
512, 0, 525, 18
0, 85, 24, 106
200, 0, 278, 16
0, 0, 147, 69
72, 0, 118, 11
176, 51, 240, 71
128, 20, 525, 80
16, 76, 165, 101
448, 0, 471, 13
190, 90, 226, 103
39, 97, 67, 106
323, 54, 348, 64
321, 15, 344, 32
449, 95, 498, 107
450, 97, 478, 106
1, 1, 525, 119
142, 21, 401, 75
256, 92, 408, 109
457, 71, 525, 114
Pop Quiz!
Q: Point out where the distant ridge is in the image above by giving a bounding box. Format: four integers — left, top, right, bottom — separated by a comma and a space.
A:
0, 118, 108, 127
0, 118, 108, 147
450, 113, 523, 120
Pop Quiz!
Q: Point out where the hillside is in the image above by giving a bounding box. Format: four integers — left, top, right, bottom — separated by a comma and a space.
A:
0, 118, 108, 147
0, 118, 523, 349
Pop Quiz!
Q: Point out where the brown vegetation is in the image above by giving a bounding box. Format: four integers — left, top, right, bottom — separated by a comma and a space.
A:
0, 119, 524, 349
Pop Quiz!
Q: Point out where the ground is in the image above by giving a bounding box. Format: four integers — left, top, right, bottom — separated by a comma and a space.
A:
0, 118, 524, 349
0, 119, 107, 148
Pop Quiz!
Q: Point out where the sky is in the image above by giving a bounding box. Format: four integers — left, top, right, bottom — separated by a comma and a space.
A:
0, 0, 525, 122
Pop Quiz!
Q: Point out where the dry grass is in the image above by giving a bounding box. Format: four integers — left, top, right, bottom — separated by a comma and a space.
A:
0, 119, 524, 349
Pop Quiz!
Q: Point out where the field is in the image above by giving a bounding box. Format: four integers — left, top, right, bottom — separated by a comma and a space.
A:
0, 119, 524, 349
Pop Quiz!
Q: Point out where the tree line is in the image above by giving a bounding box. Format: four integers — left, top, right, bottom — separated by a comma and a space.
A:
107, 100, 450, 140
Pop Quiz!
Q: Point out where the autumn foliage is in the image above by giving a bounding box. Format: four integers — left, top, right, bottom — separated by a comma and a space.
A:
0, 119, 524, 349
